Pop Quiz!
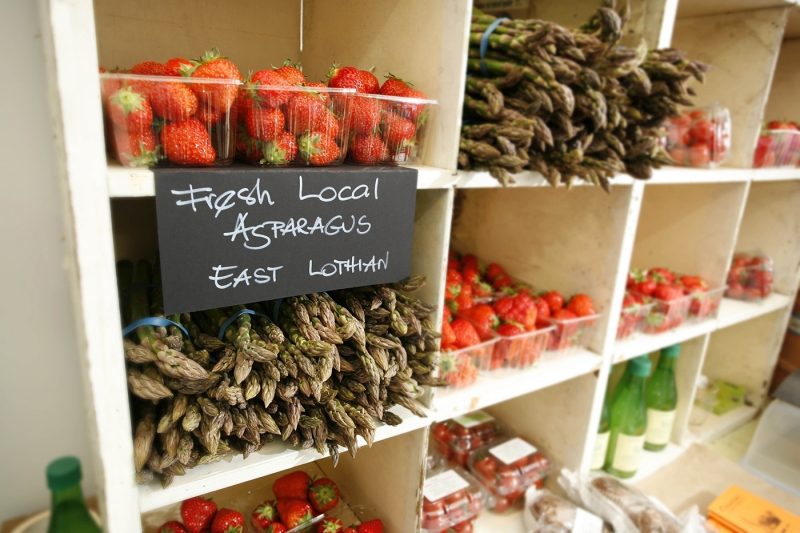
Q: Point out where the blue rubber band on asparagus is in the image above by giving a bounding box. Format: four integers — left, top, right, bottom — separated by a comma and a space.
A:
123, 316, 189, 338
480, 17, 509, 76
217, 308, 258, 340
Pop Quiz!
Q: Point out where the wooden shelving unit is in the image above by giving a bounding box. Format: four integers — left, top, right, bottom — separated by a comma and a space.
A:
38, 0, 800, 530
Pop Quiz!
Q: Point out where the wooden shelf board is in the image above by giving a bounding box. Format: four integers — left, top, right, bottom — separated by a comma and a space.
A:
107, 163, 457, 198
473, 508, 525, 533
716, 293, 793, 329
432, 349, 602, 421
687, 404, 759, 443
678, 0, 799, 18
137, 405, 428, 512
614, 295, 792, 363
614, 320, 716, 364
630, 442, 688, 484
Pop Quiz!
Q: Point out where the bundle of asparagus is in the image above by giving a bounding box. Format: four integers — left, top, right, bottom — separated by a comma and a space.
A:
120, 260, 440, 486
460, 1, 708, 188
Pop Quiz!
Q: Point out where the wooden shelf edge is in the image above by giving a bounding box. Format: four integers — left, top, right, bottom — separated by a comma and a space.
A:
137, 405, 429, 512
106, 163, 457, 198
431, 349, 602, 421
687, 404, 759, 443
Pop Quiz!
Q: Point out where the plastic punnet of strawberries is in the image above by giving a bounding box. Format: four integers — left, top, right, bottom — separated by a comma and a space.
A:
726, 253, 774, 301
325, 66, 437, 165
100, 49, 243, 168
157, 471, 385, 533
431, 411, 502, 468
617, 291, 653, 340
628, 267, 722, 333
421, 464, 488, 533
467, 437, 550, 513
235, 60, 355, 167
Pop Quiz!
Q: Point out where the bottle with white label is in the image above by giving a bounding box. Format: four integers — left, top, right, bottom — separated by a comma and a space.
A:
604, 356, 650, 478
645, 344, 680, 451
590, 396, 610, 470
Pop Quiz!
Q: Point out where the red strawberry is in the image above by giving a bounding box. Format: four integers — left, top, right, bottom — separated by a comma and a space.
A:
265, 524, 287, 533
309, 477, 340, 513
451, 318, 481, 348
298, 132, 341, 165
349, 97, 383, 134
195, 105, 222, 125
317, 110, 341, 139
147, 81, 198, 121
159, 521, 188, 533
190, 48, 242, 111
344, 528, 358, 533
211, 508, 244, 533
131, 61, 166, 76
542, 291, 564, 312
485, 263, 506, 282
161, 119, 216, 165
236, 123, 265, 164
262, 132, 298, 165
165, 57, 193, 76
357, 519, 384, 533
274, 60, 306, 85
181, 496, 217, 533
246, 106, 285, 141
276, 499, 313, 529
350, 134, 387, 164
317, 517, 344, 533
272, 470, 311, 500
328, 65, 379, 94
304, 81, 330, 102
497, 322, 524, 336
567, 294, 595, 317
251, 500, 278, 530
114, 129, 159, 167
108, 86, 153, 133
383, 113, 416, 150
249, 69, 291, 107
441, 319, 456, 349
286, 93, 329, 134
379, 74, 415, 97
459, 304, 499, 340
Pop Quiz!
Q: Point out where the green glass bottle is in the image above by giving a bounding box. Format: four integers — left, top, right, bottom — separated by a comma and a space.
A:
590, 395, 611, 470
47, 457, 100, 533
645, 344, 680, 451
604, 356, 651, 478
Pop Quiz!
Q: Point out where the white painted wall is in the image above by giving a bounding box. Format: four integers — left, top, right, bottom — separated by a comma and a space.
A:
0, 0, 95, 521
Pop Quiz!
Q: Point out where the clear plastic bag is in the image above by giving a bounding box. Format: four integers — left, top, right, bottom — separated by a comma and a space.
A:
558, 471, 711, 533
523, 486, 607, 532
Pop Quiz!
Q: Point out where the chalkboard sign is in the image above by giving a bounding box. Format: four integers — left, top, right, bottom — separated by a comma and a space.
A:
154, 166, 418, 313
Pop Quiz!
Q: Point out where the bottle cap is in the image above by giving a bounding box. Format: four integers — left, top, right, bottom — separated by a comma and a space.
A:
47, 456, 82, 491
661, 344, 681, 358
630, 356, 652, 377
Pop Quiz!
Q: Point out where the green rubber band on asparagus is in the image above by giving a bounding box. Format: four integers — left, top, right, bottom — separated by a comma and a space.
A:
480, 17, 509, 76
123, 316, 189, 338
217, 308, 265, 340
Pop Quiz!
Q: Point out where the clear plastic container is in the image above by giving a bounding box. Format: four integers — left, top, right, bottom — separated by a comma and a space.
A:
347, 93, 437, 165
493, 326, 555, 368
545, 314, 599, 352
664, 104, 731, 168
438, 339, 497, 388
468, 437, 550, 513
421, 465, 487, 532
726, 253, 774, 301
754, 129, 800, 167
743, 399, 800, 497
431, 411, 503, 467
236, 85, 354, 166
635, 292, 692, 334
687, 286, 726, 321
617, 300, 655, 340
100, 73, 241, 167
